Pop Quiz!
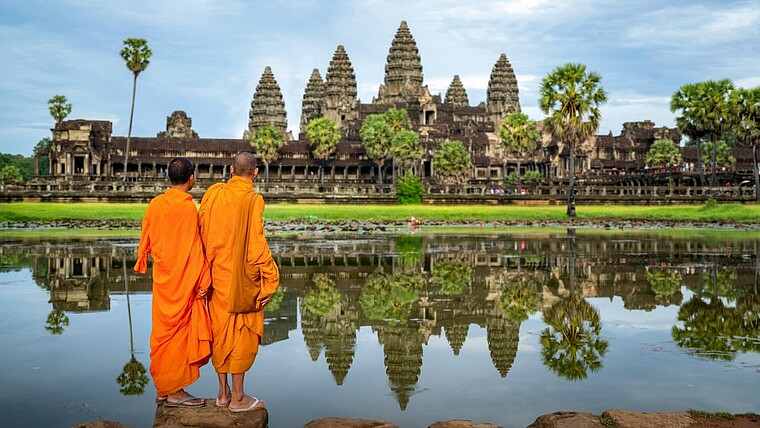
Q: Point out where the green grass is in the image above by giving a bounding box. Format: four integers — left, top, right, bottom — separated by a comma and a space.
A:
0, 228, 140, 239
1, 202, 759, 223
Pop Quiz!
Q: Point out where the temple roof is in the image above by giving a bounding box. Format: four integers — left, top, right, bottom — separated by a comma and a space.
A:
377, 20, 425, 104
325, 45, 357, 103
300, 68, 326, 132
248, 66, 287, 135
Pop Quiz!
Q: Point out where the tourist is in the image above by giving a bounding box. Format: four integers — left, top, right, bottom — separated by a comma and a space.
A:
134, 157, 211, 408
199, 152, 280, 413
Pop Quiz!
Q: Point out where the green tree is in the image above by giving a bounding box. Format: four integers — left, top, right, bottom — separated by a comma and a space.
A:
730, 87, 760, 200
359, 114, 394, 183
671, 80, 734, 187
120, 38, 152, 183
359, 273, 420, 324
306, 117, 341, 183
383, 108, 412, 133
44, 309, 69, 335
48, 95, 72, 125
0, 154, 34, 181
264, 288, 284, 313
539, 63, 607, 217
304, 274, 341, 317
540, 296, 608, 380
432, 139, 471, 183
116, 355, 149, 395
646, 269, 682, 297
499, 278, 541, 323
249, 124, 283, 181
671, 83, 708, 186
499, 112, 540, 183
396, 172, 424, 204
432, 261, 472, 295
391, 129, 422, 176
34, 137, 51, 176
646, 139, 682, 168
0, 165, 23, 183
701, 140, 735, 170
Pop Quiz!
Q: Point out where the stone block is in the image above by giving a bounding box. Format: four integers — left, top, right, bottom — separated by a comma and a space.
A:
153, 399, 268, 428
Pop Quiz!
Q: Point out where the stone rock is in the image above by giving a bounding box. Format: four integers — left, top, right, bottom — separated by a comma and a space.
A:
527, 411, 604, 428
305, 417, 399, 428
603, 410, 694, 428
428, 419, 501, 428
71, 422, 129, 428
153, 399, 268, 428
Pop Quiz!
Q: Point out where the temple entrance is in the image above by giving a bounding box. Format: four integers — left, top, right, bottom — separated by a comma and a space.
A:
74, 156, 85, 174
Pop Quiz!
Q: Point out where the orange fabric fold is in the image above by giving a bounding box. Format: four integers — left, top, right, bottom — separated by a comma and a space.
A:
134, 188, 212, 397
199, 176, 280, 374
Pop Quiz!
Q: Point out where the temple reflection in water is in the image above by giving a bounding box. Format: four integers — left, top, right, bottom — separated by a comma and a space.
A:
3, 232, 758, 409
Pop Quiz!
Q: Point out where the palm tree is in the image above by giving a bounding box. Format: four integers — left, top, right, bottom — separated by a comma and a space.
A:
671, 83, 707, 187
432, 139, 472, 184
731, 87, 760, 201
306, 117, 341, 183
359, 114, 394, 183
539, 63, 607, 217
540, 296, 608, 380
390, 129, 422, 178
48, 95, 72, 125
116, 250, 148, 395
699, 80, 735, 186
249, 124, 283, 181
119, 38, 152, 183
499, 112, 540, 183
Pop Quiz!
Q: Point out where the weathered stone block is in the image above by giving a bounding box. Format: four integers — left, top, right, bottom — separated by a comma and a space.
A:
153, 399, 268, 428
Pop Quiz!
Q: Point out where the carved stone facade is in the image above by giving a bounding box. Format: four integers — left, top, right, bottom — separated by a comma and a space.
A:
38, 20, 706, 189
157, 110, 198, 139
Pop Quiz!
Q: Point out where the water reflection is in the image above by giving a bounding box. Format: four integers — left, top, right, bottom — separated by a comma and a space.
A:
2, 231, 759, 413
116, 249, 149, 396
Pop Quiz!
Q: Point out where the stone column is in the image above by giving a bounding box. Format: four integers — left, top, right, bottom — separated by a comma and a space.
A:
222, 164, 228, 178
209, 164, 215, 179
34, 156, 40, 176
85, 154, 91, 175
152, 163, 157, 178
66, 153, 73, 177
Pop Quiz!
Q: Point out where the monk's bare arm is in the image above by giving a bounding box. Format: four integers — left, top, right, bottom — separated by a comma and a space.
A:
134, 203, 154, 273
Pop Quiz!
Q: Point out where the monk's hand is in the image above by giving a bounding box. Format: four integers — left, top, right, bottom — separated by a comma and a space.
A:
260, 296, 271, 307
197, 288, 208, 298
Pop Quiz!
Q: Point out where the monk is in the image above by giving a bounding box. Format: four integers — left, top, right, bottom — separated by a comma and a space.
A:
134, 157, 212, 408
199, 152, 280, 412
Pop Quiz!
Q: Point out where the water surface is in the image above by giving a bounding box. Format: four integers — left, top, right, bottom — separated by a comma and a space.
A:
0, 231, 758, 427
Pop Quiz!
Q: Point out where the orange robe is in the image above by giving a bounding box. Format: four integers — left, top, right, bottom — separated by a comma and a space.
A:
134, 188, 212, 397
199, 176, 280, 374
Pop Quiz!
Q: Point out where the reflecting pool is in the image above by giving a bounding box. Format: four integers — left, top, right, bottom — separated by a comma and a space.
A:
0, 231, 758, 428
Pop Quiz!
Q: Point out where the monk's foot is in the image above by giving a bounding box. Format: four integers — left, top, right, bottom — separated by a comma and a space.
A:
216, 387, 232, 407
166, 389, 205, 408
229, 395, 265, 412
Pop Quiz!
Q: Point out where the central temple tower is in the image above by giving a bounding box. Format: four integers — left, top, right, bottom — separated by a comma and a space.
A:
376, 21, 430, 105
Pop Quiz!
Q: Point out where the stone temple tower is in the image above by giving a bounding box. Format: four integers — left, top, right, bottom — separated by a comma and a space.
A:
247, 66, 287, 138
324, 45, 359, 128
376, 20, 428, 105
486, 53, 520, 121
300, 68, 326, 134
444, 75, 469, 107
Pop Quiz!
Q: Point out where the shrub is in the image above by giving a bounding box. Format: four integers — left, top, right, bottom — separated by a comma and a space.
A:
396, 172, 424, 204
523, 170, 542, 181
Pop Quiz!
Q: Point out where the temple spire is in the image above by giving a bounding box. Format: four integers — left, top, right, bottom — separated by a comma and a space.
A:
445, 75, 469, 107
376, 20, 426, 104
300, 68, 326, 134
486, 53, 520, 120
247, 66, 287, 137
324, 45, 358, 128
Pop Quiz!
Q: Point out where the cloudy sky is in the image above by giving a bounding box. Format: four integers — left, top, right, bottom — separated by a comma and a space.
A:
1, 0, 758, 155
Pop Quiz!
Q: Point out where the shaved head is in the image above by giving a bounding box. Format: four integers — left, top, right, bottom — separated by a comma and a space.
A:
232, 152, 258, 177
167, 157, 194, 185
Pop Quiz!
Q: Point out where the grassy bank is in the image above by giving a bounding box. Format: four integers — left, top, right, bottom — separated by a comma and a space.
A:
1, 202, 759, 223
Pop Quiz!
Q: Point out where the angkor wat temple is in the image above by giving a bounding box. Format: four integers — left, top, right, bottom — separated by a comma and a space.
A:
27, 21, 756, 202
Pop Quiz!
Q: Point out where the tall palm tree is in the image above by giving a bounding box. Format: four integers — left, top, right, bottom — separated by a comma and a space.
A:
306, 117, 341, 183
671, 83, 707, 187
359, 114, 394, 183
698, 79, 734, 187
48, 95, 72, 125
249, 124, 283, 181
499, 112, 540, 183
539, 63, 607, 217
119, 38, 152, 183
731, 87, 760, 201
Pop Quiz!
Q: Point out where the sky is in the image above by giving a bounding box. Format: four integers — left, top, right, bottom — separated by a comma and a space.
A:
1, 0, 759, 155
